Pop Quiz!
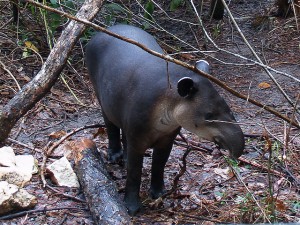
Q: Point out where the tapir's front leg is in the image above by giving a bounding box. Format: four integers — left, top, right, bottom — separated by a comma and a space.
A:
124, 144, 144, 215
150, 132, 179, 198
150, 146, 172, 198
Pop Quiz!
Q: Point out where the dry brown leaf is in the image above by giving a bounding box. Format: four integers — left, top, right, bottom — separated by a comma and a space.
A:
93, 127, 106, 138
49, 130, 67, 139
258, 82, 271, 89
24, 41, 39, 52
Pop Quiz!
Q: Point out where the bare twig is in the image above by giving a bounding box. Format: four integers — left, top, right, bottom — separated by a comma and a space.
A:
0, 60, 21, 90
0, 207, 87, 220
175, 137, 285, 177
264, 132, 276, 222
284, 93, 300, 156
162, 132, 192, 198
46, 184, 86, 203
167, 209, 229, 224
7, 138, 42, 153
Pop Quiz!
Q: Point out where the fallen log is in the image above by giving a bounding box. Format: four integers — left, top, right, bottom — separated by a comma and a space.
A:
73, 139, 131, 225
0, 0, 104, 144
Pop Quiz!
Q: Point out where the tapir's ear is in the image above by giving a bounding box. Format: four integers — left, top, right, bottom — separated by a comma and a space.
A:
177, 77, 196, 98
195, 60, 210, 74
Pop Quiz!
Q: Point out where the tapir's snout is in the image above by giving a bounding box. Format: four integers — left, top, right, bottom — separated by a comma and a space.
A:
213, 125, 245, 159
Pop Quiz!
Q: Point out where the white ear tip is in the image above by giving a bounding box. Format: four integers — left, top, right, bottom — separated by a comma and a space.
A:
178, 77, 193, 83
195, 60, 210, 73
196, 60, 209, 66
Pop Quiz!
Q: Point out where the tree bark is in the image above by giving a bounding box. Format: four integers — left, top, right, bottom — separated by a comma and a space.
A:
209, 0, 224, 20
0, 0, 104, 144
73, 139, 131, 225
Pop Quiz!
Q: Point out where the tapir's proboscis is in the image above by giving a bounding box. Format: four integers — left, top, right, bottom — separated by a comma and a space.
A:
86, 24, 245, 216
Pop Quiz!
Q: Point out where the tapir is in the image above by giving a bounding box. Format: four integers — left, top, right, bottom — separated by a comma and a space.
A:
85, 24, 244, 215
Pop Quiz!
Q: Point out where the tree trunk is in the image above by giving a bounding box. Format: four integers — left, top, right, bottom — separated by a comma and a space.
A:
209, 0, 224, 20
0, 0, 104, 144
73, 139, 131, 225
276, 0, 300, 17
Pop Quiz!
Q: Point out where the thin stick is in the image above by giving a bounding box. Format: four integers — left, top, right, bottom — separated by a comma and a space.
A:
167, 209, 229, 224
0, 207, 87, 220
0, 60, 21, 90
162, 132, 192, 198
46, 184, 86, 203
7, 138, 42, 153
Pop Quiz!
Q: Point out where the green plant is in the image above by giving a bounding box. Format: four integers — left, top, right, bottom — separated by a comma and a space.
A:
212, 22, 222, 38
104, 3, 131, 26
144, 1, 154, 20
236, 193, 258, 223
170, 0, 184, 11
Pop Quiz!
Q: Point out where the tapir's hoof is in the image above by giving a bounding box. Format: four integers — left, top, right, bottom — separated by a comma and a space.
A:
125, 200, 142, 216
107, 148, 123, 163
149, 187, 166, 199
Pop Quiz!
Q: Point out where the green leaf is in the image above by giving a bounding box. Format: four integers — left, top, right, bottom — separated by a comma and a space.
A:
105, 3, 126, 13
49, 0, 58, 8
144, 1, 154, 21
49, 0, 57, 5
170, 0, 182, 11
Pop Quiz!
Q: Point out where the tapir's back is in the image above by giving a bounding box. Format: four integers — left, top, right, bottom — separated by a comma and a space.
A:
86, 24, 168, 96
85, 24, 170, 127
86, 25, 164, 82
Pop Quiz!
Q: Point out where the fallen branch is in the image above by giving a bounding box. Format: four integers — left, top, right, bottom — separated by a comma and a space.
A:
0, 207, 87, 220
73, 138, 131, 224
7, 138, 42, 153
0, 0, 104, 143
18, 0, 300, 129
0, 60, 21, 91
174, 137, 285, 177
162, 133, 192, 198
238, 154, 285, 177
46, 184, 86, 203
167, 209, 229, 224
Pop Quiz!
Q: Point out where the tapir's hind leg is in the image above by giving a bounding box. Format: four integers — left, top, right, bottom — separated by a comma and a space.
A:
102, 112, 123, 163
124, 142, 144, 215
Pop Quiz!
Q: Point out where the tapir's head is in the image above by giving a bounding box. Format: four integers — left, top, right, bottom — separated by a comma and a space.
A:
173, 60, 244, 159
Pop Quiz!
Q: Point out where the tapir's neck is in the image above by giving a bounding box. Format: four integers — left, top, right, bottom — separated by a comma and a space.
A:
152, 98, 180, 133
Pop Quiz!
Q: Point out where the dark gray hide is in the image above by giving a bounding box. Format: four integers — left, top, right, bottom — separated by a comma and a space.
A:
86, 24, 244, 215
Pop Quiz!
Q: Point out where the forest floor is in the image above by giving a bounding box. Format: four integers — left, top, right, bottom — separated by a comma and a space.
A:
0, 0, 299, 224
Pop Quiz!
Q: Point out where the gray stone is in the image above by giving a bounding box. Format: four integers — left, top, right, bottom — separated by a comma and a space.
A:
0, 181, 37, 215
47, 156, 80, 188
0, 146, 16, 167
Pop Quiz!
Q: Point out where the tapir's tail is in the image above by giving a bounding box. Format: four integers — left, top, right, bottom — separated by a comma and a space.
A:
195, 60, 210, 74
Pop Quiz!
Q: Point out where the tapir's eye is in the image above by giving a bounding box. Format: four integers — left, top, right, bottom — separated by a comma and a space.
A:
205, 112, 214, 121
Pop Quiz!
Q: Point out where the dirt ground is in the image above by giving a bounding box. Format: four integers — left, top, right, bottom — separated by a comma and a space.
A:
0, 0, 299, 224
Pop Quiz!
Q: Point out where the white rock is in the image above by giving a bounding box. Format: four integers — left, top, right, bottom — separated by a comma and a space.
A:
0, 147, 38, 187
0, 167, 32, 187
46, 156, 80, 188
0, 181, 37, 215
0, 146, 16, 167
15, 155, 38, 174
